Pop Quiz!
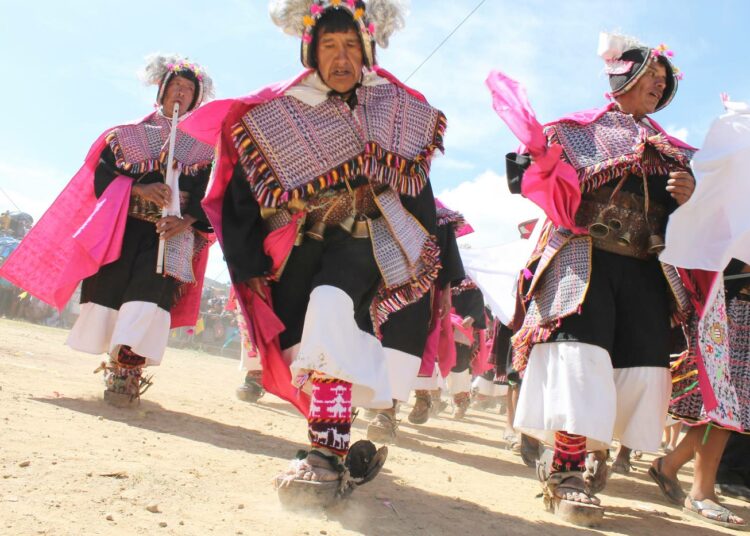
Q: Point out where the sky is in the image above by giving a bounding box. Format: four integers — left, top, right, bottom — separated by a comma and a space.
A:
1, 0, 748, 283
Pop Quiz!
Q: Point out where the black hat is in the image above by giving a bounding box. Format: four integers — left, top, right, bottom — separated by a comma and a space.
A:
143, 54, 215, 113
599, 34, 680, 112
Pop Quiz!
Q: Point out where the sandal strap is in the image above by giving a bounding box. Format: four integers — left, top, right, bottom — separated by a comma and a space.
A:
295, 449, 346, 475
688, 497, 737, 523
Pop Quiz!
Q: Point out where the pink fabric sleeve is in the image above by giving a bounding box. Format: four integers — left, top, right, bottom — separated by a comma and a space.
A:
485, 71, 585, 232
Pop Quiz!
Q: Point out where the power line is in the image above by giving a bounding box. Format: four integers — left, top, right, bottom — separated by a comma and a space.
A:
0, 186, 23, 212
404, 0, 487, 83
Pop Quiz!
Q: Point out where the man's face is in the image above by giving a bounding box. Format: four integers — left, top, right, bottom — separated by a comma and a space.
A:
617, 60, 668, 117
162, 75, 196, 117
315, 28, 363, 94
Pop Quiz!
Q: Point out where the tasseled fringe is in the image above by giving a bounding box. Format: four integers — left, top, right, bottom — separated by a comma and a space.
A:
436, 211, 466, 229
670, 381, 700, 404
105, 132, 212, 177
669, 350, 701, 405
669, 352, 689, 371
169, 232, 210, 295
579, 160, 676, 194
451, 278, 478, 296
107, 132, 161, 175
647, 135, 694, 168
578, 132, 694, 195
158, 148, 213, 177
233, 112, 446, 209
510, 323, 554, 373
370, 236, 442, 338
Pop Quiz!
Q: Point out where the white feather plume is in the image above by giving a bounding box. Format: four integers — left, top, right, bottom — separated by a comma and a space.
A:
366, 0, 408, 48
141, 53, 180, 86
269, 0, 312, 37
268, 0, 407, 46
597, 32, 643, 61
140, 53, 215, 102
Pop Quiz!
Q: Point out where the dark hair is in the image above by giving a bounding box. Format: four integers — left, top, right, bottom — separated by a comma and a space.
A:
161, 71, 201, 111
305, 6, 375, 68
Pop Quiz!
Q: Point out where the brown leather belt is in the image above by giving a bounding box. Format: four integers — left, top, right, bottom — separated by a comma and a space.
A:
128, 196, 161, 223
575, 183, 667, 260
262, 183, 383, 237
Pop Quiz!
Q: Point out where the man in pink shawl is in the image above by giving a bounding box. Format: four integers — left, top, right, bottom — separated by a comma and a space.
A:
489, 34, 697, 526
0, 55, 216, 407
445, 277, 487, 420
406, 200, 468, 426
197, 0, 445, 507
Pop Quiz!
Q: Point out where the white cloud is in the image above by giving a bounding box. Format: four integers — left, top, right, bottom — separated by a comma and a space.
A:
0, 162, 68, 221
435, 157, 476, 172
437, 169, 543, 248
666, 125, 689, 142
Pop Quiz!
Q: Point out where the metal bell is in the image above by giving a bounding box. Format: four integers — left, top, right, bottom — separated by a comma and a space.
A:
647, 234, 665, 254
616, 231, 632, 247
607, 218, 623, 231
259, 206, 278, 220
351, 216, 370, 239
339, 214, 355, 234
287, 198, 307, 214
588, 217, 610, 238
305, 221, 326, 241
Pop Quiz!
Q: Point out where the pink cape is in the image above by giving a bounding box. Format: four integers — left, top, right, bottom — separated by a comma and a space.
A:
418, 291, 457, 378
471, 328, 493, 376
486, 71, 718, 412
485, 70, 695, 232
187, 68, 432, 416
0, 114, 210, 329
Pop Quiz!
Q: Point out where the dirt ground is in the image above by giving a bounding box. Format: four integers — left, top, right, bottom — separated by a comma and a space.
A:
1, 318, 747, 536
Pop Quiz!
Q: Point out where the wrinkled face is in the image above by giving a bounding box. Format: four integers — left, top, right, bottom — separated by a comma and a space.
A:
315, 28, 363, 94
616, 60, 668, 118
162, 75, 196, 117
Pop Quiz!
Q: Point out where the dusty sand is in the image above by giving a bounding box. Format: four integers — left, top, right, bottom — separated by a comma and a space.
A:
0, 318, 746, 535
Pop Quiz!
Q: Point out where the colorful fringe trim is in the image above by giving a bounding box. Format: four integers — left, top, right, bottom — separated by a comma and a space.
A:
572, 132, 693, 195
436, 207, 466, 230
233, 112, 446, 209
669, 350, 702, 405
105, 132, 212, 177
370, 235, 442, 338
452, 277, 479, 296
511, 323, 555, 373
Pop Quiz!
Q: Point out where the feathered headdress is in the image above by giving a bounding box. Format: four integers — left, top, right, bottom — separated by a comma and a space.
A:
597, 32, 681, 111
268, 0, 407, 68
141, 53, 215, 111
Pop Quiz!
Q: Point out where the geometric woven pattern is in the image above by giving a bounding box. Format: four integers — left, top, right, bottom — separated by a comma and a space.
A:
545, 111, 696, 192
234, 83, 444, 207
107, 113, 215, 176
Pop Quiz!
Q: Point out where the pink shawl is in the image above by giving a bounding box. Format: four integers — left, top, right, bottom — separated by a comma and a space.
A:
485, 71, 695, 231
418, 290, 457, 378
187, 68, 433, 416
0, 113, 210, 328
